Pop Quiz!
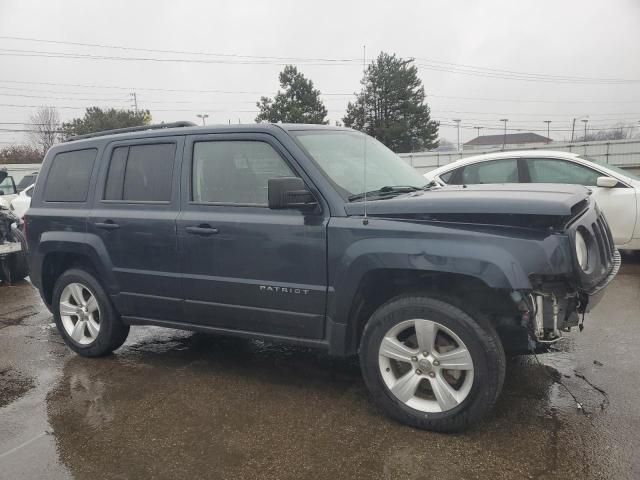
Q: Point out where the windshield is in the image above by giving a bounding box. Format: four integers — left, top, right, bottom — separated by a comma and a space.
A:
581, 156, 640, 181
292, 130, 427, 198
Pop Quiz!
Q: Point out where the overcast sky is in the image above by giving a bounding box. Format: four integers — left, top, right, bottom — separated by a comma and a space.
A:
1, 0, 639, 148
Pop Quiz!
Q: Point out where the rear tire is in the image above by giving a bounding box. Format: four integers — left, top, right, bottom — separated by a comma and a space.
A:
359, 294, 505, 433
8, 227, 28, 281
53, 268, 130, 357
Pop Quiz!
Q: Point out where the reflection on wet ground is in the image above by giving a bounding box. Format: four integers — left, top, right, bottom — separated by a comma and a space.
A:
1, 254, 639, 479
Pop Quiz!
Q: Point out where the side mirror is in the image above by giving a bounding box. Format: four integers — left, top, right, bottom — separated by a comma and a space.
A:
268, 177, 317, 209
596, 176, 618, 188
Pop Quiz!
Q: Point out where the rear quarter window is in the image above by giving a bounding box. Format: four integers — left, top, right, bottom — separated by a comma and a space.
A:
43, 149, 97, 202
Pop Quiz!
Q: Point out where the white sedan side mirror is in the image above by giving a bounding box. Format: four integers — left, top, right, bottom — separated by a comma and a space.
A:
596, 176, 618, 188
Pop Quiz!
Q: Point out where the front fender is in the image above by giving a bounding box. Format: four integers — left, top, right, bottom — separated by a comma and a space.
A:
31, 231, 118, 293
327, 217, 573, 327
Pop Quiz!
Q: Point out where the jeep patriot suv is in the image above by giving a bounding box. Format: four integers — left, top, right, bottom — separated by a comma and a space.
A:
26, 122, 620, 432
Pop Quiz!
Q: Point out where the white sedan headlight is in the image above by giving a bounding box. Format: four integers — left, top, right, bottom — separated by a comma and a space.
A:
575, 230, 589, 271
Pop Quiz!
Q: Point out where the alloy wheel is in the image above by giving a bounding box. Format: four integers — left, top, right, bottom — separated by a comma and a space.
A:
59, 282, 101, 345
378, 318, 474, 413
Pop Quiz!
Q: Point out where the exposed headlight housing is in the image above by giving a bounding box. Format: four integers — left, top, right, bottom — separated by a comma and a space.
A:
575, 230, 589, 271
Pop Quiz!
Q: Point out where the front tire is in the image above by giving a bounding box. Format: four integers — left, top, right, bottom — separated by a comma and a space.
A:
53, 268, 130, 357
359, 295, 505, 432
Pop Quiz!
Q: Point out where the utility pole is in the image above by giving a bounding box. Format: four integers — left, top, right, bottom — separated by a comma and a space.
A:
500, 119, 508, 150
474, 126, 483, 138
196, 114, 209, 126
130, 92, 138, 114
453, 119, 461, 151
543, 120, 551, 143
582, 119, 589, 141
571, 118, 576, 142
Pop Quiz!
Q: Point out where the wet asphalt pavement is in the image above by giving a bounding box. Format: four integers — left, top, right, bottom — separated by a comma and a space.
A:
0, 257, 639, 480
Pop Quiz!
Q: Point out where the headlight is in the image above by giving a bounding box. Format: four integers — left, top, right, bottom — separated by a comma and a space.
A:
575, 230, 589, 270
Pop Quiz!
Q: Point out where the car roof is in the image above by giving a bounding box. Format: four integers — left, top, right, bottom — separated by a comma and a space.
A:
59, 122, 349, 148
424, 149, 638, 185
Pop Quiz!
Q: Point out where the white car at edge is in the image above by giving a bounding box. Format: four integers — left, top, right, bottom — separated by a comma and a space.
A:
424, 150, 640, 250
9, 183, 34, 219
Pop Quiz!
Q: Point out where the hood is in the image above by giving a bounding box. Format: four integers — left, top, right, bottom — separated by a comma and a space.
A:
345, 183, 590, 219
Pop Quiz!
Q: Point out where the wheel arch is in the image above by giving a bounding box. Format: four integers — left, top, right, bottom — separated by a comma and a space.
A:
36, 232, 117, 306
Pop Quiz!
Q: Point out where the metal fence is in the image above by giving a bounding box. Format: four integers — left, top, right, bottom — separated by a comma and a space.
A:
399, 139, 640, 175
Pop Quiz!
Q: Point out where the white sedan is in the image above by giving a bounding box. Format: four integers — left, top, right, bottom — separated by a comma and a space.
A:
424, 150, 640, 250
10, 183, 34, 219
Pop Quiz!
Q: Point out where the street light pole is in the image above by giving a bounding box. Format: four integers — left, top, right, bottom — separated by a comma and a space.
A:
543, 120, 551, 143
196, 114, 209, 126
474, 126, 483, 138
453, 119, 461, 151
582, 119, 589, 141
500, 119, 508, 150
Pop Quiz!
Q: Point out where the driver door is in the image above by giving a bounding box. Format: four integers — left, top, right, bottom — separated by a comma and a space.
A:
177, 133, 328, 339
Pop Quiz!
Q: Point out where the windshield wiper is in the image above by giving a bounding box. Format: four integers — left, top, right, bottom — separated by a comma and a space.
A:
348, 185, 426, 202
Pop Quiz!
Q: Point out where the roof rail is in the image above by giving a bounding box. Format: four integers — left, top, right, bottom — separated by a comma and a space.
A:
64, 121, 198, 142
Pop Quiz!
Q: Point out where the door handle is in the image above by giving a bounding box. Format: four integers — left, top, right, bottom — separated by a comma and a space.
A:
94, 221, 120, 230
185, 225, 219, 236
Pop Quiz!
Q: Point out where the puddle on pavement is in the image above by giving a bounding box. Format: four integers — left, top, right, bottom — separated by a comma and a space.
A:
41, 330, 620, 480
1, 280, 631, 479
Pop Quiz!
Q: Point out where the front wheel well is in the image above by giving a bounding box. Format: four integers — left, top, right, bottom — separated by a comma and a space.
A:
41, 252, 99, 306
346, 269, 519, 355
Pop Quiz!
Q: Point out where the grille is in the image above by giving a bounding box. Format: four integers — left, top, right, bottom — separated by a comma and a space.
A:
591, 213, 615, 270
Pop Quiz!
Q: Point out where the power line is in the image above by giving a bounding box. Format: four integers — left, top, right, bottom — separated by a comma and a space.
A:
415, 63, 640, 85
0, 48, 360, 66
0, 78, 351, 96
0, 92, 129, 102
1, 36, 638, 84
413, 57, 638, 83
0, 35, 360, 62
2, 78, 639, 106
2, 87, 638, 106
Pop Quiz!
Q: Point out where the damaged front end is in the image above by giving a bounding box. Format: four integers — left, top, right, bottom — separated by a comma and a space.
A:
513, 203, 621, 349
0, 202, 24, 284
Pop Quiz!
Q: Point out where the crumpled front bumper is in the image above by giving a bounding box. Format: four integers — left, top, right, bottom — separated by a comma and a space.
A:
581, 249, 621, 311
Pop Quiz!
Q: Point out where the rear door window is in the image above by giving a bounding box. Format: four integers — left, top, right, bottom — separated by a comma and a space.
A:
43, 149, 97, 202
103, 143, 176, 202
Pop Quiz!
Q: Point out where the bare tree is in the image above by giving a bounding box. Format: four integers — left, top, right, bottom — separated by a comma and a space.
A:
579, 124, 635, 142
27, 106, 61, 155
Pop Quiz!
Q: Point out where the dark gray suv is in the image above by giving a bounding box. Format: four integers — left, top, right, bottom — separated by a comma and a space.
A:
26, 122, 619, 432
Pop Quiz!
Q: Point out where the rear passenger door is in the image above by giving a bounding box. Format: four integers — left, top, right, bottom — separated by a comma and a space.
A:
88, 137, 184, 321
177, 133, 328, 339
